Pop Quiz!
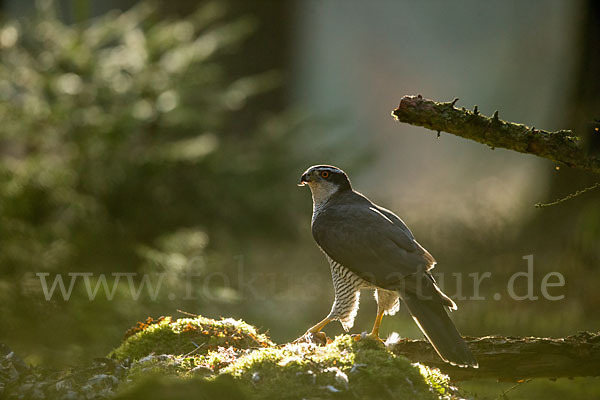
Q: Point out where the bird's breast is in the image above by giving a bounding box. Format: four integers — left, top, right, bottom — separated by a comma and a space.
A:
311, 201, 328, 225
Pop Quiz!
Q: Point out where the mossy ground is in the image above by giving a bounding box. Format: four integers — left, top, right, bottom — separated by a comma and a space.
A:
111, 315, 461, 399
110, 315, 272, 361
222, 335, 457, 399
113, 375, 250, 400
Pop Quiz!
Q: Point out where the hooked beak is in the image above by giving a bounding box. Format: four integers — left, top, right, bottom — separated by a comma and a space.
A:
298, 172, 310, 186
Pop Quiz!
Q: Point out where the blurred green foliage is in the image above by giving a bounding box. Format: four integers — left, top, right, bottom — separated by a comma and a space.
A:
0, 0, 312, 364
0, 1, 598, 398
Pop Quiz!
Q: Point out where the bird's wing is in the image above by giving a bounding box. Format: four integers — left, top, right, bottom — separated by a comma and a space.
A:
312, 201, 435, 289
373, 205, 436, 266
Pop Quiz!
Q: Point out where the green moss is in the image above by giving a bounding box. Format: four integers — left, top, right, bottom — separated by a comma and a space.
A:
417, 363, 455, 397
221, 335, 457, 400
110, 316, 272, 361
125, 354, 182, 382
110, 316, 459, 399
113, 374, 250, 400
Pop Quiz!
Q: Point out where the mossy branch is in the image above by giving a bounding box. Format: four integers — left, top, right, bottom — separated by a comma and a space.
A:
391, 95, 600, 174
391, 332, 600, 381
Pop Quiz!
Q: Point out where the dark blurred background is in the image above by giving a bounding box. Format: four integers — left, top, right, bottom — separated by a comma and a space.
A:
1, 0, 599, 398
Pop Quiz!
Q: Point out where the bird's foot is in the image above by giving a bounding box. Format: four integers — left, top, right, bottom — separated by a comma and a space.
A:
366, 332, 384, 343
293, 331, 330, 346
351, 332, 385, 344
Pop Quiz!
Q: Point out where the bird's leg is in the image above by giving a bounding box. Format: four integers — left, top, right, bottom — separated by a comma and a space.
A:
307, 317, 332, 333
293, 317, 331, 345
366, 310, 385, 342
351, 310, 385, 343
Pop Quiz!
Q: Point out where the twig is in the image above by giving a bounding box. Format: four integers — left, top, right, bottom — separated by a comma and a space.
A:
183, 341, 206, 357
535, 182, 600, 208
176, 309, 199, 318
496, 379, 531, 400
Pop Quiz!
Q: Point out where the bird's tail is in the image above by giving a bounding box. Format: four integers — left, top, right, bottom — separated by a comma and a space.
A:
399, 275, 478, 368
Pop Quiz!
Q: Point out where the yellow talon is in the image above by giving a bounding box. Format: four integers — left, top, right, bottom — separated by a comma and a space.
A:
293, 317, 332, 345
365, 332, 384, 343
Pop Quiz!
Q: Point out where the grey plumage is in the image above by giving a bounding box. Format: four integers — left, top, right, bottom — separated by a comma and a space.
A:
300, 165, 477, 368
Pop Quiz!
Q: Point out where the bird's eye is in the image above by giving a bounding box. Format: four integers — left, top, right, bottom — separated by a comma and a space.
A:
320, 171, 330, 178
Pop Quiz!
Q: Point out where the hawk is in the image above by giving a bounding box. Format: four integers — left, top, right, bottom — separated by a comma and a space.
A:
298, 165, 477, 367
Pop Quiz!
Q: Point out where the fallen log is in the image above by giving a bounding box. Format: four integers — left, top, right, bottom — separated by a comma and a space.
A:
390, 331, 600, 381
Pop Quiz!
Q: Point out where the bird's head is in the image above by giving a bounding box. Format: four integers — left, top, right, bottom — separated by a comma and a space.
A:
298, 165, 352, 204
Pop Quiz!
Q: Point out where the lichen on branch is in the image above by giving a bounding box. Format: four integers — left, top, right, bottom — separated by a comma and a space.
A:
392, 95, 600, 174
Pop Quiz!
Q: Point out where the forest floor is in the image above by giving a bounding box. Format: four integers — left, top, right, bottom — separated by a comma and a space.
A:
0, 315, 462, 399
